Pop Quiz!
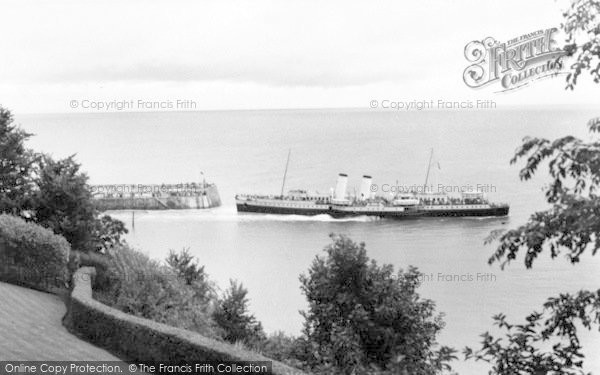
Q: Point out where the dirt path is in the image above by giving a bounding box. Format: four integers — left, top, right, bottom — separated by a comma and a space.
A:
0, 282, 119, 360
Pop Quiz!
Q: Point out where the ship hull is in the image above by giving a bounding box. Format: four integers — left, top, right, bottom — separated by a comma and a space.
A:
236, 202, 509, 218
330, 207, 509, 219
416, 206, 509, 217
236, 202, 330, 216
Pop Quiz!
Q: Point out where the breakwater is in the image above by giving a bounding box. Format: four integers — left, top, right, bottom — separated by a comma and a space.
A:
91, 183, 221, 211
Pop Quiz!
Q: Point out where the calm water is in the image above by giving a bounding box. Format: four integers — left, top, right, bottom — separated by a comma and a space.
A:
19, 108, 600, 374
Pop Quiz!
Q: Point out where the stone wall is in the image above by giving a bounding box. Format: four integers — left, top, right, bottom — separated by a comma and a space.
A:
94, 185, 222, 210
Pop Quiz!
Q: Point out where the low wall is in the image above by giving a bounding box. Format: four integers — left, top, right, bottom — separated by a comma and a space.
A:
67, 267, 305, 375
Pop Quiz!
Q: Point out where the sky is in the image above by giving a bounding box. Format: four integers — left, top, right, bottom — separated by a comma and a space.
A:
0, 0, 597, 114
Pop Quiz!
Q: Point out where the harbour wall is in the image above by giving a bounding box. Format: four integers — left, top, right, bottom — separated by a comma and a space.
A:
93, 184, 221, 211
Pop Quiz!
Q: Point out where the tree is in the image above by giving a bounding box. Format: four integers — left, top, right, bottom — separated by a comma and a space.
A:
0, 106, 35, 215
563, 0, 600, 89
32, 154, 127, 253
165, 248, 214, 303
32, 154, 98, 251
213, 279, 266, 348
166, 247, 207, 285
465, 120, 600, 374
260, 331, 305, 369
466, 2, 600, 369
91, 214, 128, 253
298, 234, 456, 375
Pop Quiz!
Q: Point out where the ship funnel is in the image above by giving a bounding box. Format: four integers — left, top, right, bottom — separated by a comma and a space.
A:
334, 173, 348, 201
359, 175, 372, 201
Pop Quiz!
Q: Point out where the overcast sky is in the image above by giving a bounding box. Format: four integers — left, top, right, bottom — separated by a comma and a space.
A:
1, 0, 596, 114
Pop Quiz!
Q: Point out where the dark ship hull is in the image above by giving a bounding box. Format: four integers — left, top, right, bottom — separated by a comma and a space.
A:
236, 201, 330, 216
236, 199, 509, 219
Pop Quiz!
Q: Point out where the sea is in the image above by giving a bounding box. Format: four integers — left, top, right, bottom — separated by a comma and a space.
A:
18, 108, 600, 374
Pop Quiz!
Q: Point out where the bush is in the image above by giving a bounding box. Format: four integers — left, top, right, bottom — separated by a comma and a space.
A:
298, 234, 456, 374
0, 214, 70, 292
166, 247, 213, 303
0, 107, 35, 216
166, 247, 207, 285
32, 155, 127, 253
93, 245, 220, 339
213, 280, 266, 348
260, 331, 304, 369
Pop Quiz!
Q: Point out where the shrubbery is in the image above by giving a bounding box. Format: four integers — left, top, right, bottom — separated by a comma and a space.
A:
93, 245, 275, 351
295, 234, 456, 374
260, 331, 305, 369
0, 214, 70, 291
0, 108, 34, 214
213, 280, 266, 348
166, 247, 213, 303
32, 155, 128, 253
93, 245, 220, 339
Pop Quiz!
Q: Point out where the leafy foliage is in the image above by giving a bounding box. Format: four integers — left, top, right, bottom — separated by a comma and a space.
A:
472, 120, 600, 373
471, 123, 600, 372
487, 117, 600, 269
31, 154, 128, 253
259, 331, 305, 369
0, 107, 36, 215
298, 234, 456, 375
166, 247, 206, 285
563, 0, 600, 88
469, 3, 600, 368
166, 247, 214, 304
213, 279, 266, 348
91, 215, 128, 252
94, 245, 220, 338
32, 155, 98, 251
465, 290, 600, 375
0, 214, 70, 291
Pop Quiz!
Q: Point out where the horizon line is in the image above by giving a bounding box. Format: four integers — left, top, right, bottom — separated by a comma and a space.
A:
12, 103, 599, 117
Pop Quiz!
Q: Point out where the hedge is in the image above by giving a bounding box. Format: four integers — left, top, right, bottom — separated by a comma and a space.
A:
0, 214, 70, 292
66, 267, 306, 375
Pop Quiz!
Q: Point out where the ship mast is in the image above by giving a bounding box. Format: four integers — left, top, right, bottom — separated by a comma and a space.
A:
280, 149, 291, 197
423, 148, 434, 191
